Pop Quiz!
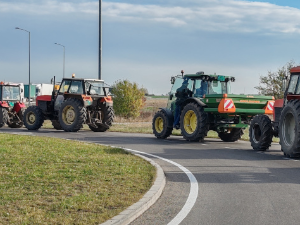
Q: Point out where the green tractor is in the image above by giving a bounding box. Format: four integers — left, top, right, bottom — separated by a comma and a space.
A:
152, 71, 274, 142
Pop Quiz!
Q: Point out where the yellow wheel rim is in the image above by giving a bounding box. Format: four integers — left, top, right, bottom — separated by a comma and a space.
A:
183, 110, 197, 134
27, 112, 36, 125
62, 105, 76, 125
155, 117, 164, 133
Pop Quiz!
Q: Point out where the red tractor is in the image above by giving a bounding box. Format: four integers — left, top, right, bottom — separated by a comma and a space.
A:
0, 82, 26, 128
23, 76, 114, 132
249, 66, 300, 157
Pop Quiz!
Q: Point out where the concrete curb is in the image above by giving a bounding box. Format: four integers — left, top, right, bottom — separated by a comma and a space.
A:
101, 153, 166, 225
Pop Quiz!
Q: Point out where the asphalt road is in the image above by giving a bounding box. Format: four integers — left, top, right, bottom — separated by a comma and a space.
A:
3, 128, 300, 225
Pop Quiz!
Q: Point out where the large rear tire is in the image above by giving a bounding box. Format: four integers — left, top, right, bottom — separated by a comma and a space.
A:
249, 114, 273, 151
218, 128, 244, 142
279, 100, 300, 157
59, 98, 86, 132
0, 108, 8, 128
152, 110, 173, 139
88, 106, 114, 132
23, 106, 44, 130
180, 103, 208, 142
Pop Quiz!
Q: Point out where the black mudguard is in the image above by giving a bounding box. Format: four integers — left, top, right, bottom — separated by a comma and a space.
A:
159, 108, 174, 128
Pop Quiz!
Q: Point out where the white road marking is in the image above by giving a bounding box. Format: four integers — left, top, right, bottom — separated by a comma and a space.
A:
121, 147, 198, 225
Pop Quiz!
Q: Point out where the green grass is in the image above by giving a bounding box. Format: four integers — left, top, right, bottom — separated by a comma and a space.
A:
0, 134, 156, 224
148, 95, 168, 99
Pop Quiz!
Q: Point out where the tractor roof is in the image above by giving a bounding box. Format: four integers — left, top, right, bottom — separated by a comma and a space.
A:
63, 78, 104, 82
290, 66, 300, 73
0, 82, 22, 87
183, 74, 235, 82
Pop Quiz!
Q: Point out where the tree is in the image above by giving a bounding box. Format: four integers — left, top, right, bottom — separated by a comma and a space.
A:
111, 80, 145, 119
255, 61, 296, 99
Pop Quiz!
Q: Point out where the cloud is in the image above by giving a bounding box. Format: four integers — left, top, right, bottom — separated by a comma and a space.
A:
1, 0, 300, 33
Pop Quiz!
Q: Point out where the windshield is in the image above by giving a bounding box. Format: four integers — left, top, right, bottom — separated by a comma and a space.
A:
86, 81, 105, 95
1, 86, 20, 101
59, 80, 84, 94
194, 80, 230, 97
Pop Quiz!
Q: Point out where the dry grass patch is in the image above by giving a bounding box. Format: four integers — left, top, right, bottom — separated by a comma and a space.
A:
0, 134, 156, 224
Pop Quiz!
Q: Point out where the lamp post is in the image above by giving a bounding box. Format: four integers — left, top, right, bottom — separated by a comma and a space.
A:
99, 0, 102, 80
54, 43, 65, 78
15, 27, 31, 105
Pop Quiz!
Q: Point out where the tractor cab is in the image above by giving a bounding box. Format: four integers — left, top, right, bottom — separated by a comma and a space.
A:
285, 66, 300, 100
57, 78, 109, 96
0, 83, 24, 105
168, 72, 235, 110
54, 78, 110, 111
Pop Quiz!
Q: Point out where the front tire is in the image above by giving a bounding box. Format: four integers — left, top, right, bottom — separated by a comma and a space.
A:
249, 114, 273, 150
23, 106, 44, 130
180, 103, 208, 142
59, 98, 86, 132
88, 106, 114, 132
279, 100, 300, 157
152, 110, 173, 139
218, 128, 244, 142
51, 120, 63, 130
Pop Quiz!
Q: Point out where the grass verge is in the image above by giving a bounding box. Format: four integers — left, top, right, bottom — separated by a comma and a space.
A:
110, 122, 279, 142
0, 134, 156, 224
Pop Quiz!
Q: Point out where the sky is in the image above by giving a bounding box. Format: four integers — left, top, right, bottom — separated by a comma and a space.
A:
1, 0, 300, 95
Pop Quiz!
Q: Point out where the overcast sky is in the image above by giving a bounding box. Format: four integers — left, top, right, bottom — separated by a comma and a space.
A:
1, 0, 300, 94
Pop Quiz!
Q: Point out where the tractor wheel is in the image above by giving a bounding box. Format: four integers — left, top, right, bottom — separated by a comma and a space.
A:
218, 128, 243, 142
0, 108, 8, 128
279, 100, 300, 158
59, 98, 86, 132
89, 106, 114, 132
152, 110, 173, 139
7, 108, 25, 128
180, 103, 208, 142
249, 114, 273, 151
23, 106, 44, 130
51, 120, 63, 130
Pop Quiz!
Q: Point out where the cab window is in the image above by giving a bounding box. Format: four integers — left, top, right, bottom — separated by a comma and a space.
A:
288, 75, 299, 94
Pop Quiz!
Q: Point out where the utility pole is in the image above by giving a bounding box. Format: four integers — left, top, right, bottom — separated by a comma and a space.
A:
98, 0, 102, 80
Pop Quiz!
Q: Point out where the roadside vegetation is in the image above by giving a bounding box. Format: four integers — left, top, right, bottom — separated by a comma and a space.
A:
0, 134, 156, 224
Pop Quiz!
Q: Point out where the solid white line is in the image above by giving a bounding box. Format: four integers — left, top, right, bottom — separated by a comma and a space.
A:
122, 148, 198, 225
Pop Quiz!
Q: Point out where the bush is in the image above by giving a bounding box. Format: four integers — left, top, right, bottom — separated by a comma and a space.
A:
111, 80, 145, 119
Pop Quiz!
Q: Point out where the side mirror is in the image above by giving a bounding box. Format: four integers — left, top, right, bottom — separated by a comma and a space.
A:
21, 88, 23, 93
169, 94, 173, 100
171, 77, 176, 84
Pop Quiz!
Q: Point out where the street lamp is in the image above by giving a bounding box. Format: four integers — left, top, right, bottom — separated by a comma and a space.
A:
99, 0, 102, 80
54, 43, 65, 78
15, 27, 31, 105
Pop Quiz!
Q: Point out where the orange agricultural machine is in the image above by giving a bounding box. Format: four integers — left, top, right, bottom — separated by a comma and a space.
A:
250, 66, 300, 157
23, 76, 114, 132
